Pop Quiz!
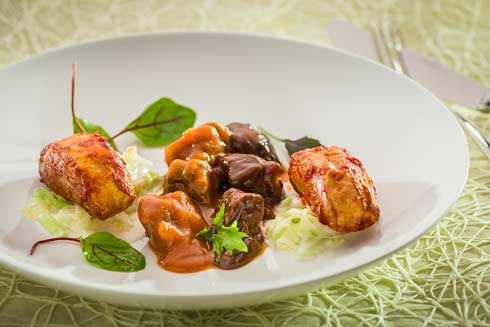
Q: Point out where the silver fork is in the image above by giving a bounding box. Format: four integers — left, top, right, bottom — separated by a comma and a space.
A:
372, 23, 490, 161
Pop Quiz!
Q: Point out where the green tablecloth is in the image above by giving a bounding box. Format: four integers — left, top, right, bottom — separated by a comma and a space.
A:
1, 1, 489, 326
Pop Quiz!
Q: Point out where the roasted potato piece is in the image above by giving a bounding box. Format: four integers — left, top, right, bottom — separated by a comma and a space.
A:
138, 191, 213, 273
215, 153, 283, 219
164, 122, 231, 165
226, 122, 280, 162
39, 132, 136, 219
289, 146, 380, 232
164, 159, 219, 206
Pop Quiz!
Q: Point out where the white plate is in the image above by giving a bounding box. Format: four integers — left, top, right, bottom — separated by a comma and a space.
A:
0, 32, 468, 309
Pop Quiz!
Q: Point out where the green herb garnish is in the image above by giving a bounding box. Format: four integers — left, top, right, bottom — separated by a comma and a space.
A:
258, 126, 322, 156
30, 232, 146, 272
73, 117, 119, 152
197, 204, 248, 260
112, 98, 196, 147
69, 63, 196, 151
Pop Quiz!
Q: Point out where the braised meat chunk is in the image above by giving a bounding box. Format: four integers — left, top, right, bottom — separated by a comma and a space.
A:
219, 188, 264, 235
39, 132, 136, 219
164, 122, 231, 165
164, 159, 218, 206
213, 188, 265, 269
215, 154, 283, 219
215, 236, 264, 270
289, 146, 380, 232
138, 191, 213, 273
227, 122, 280, 162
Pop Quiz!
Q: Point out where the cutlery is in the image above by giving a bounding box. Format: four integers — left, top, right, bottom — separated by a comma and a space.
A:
327, 19, 490, 111
373, 22, 490, 162
327, 19, 490, 161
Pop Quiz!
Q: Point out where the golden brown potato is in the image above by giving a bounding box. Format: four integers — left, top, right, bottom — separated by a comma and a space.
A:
39, 132, 136, 219
164, 122, 231, 165
289, 146, 380, 232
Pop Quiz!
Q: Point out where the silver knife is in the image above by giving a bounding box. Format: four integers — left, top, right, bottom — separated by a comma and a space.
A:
326, 19, 490, 109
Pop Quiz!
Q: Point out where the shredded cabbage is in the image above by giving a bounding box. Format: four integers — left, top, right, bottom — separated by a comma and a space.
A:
263, 186, 343, 260
22, 146, 162, 241
122, 146, 163, 195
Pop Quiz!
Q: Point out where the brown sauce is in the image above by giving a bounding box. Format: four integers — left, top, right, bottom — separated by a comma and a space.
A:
164, 124, 229, 165
153, 240, 214, 273
138, 192, 214, 273
139, 121, 283, 273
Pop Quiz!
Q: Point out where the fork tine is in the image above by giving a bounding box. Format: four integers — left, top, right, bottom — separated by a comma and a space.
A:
379, 22, 405, 75
369, 25, 389, 66
389, 28, 411, 77
370, 24, 395, 69
371, 19, 490, 160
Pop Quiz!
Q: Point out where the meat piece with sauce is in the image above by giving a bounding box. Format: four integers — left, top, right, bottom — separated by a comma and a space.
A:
164, 122, 231, 165
39, 132, 136, 219
216, 236, 264, 270
213, 188, 265, 270
164, 159, 219, 206
138, 191, 213, 273
289, 146, 380, 232
219, 188, 264, 236
215, 153, 283, 219
226, 122, 280, 162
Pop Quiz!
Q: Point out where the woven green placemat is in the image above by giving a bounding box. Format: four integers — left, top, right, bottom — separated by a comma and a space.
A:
1, 1, 489, 326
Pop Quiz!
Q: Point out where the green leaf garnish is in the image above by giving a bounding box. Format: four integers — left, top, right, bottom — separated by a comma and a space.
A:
80, 232, 146, 272
258, 126, 322, 156
32, 187, 70, 209
195, 226, 212, 240
73, 117, 119, 152
68, 64, 196, 150
218, 221, 249, 253
212, 202, 226, 225
284, 136, 321, 155
196, 204, 248, 260
114, 98, 196, 147
30, 232, 146, 272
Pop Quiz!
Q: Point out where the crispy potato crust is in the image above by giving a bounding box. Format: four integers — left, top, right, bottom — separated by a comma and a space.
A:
289, 146, 380, 232
39, 132, 136, 219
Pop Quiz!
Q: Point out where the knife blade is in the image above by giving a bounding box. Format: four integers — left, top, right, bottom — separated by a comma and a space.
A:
326, 19, 490, 109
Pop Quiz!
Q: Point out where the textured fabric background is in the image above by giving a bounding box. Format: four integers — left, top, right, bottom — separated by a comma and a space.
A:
1, 1, 489, 326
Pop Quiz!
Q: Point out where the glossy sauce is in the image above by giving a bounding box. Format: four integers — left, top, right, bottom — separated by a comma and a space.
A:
138, 191, 214, 273
139, 121, 282, 273
164, 124, 231, 165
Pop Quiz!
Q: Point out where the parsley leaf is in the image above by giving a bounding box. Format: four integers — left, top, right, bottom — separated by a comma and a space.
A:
196, 204, 248, 260
220, 221, 248, 253
212, 203, 226, 225
195, 226, 212, 240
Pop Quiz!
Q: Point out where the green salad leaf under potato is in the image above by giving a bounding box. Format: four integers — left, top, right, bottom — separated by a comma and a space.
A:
23, 147, 162, 240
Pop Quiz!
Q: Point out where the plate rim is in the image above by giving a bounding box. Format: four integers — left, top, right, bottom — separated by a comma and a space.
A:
0, 31, 470, 300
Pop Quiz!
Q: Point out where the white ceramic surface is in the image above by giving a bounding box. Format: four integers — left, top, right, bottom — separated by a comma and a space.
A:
0, 33, 468, 309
